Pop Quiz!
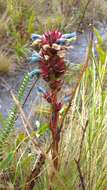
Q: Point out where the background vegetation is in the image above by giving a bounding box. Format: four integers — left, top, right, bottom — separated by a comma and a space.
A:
0, 0, 107, 190
0, 0, 107, 72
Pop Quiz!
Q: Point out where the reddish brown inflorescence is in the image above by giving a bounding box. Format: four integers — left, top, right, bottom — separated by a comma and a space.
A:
35, 30, 67, 140
39, 30, 66, 92
31, 30, 68, 190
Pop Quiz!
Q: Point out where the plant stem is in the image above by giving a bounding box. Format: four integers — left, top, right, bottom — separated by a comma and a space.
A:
75, 159, 86, 190
74, 120, 88, 190
48, 93, 60, 190
77, 0, 92, 32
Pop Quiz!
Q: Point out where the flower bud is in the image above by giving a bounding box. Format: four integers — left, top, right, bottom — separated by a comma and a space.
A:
56, 38, 66, 45
29, 56, 41, 63
31, 34, 42, 41
42, 44, 50, 51
37, 86, 46, 94
52, 43, 61, 50
32, 39, 42, 47
28, 69, 41, 78
62, 32, 76, 39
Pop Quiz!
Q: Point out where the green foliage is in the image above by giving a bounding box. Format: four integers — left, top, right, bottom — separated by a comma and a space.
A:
0, 151, 14, 170
27, 12, 35, 34
16, 133, 27, 147
94, 28, 107, 64
0, 74, 30, 160
0, 112, 6, 128
37, 123, 49, 136
94, 28, 103, 46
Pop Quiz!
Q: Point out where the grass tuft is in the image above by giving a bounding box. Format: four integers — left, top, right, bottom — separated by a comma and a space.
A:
0, 51, 14, 74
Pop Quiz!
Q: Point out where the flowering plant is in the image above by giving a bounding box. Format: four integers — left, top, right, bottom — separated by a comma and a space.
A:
29, 30, 76, 189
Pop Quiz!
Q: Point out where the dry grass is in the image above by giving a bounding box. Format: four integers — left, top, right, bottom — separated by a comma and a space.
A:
0, 12, 10, 37
0, 51, 14, 74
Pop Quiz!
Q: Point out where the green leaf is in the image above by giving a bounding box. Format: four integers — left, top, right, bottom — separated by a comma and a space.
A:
94, 28, 103, 46
0, 152, 14, 170
38, 123, 49, 135
66, 37, 76, 43
27, 12, 35, 34
16, 133, 26, 147
96, 44, 106, 64
0, 112, 6, 128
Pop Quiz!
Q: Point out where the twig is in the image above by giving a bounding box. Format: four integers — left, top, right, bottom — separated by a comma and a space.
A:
14, 77, 39, 121
22, 78, 38, 108
74, 158, 86, 190
77, 0, 93, 32
11, 93, 47, 190
78, 120, 88, 162
11, 92, 38, 145
74, 120, 88, 190
0, 76, 11, 91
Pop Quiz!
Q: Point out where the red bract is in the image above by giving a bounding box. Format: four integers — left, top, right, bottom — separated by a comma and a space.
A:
49, 80, 63, 91
39, 60, 50, 81
51, 56, 65, 77
54, 102, 62, 112
40, 56, 65, 82
43, 92, 52, 104
41, 30, 62, 46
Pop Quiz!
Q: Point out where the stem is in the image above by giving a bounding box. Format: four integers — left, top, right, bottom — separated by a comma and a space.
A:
74, 121, 88, 190
52, 112, 59, 171
77, 0, 92, 32
75, 159, 86, 190
48, 93, 60, 190
22, 78, 38, 107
